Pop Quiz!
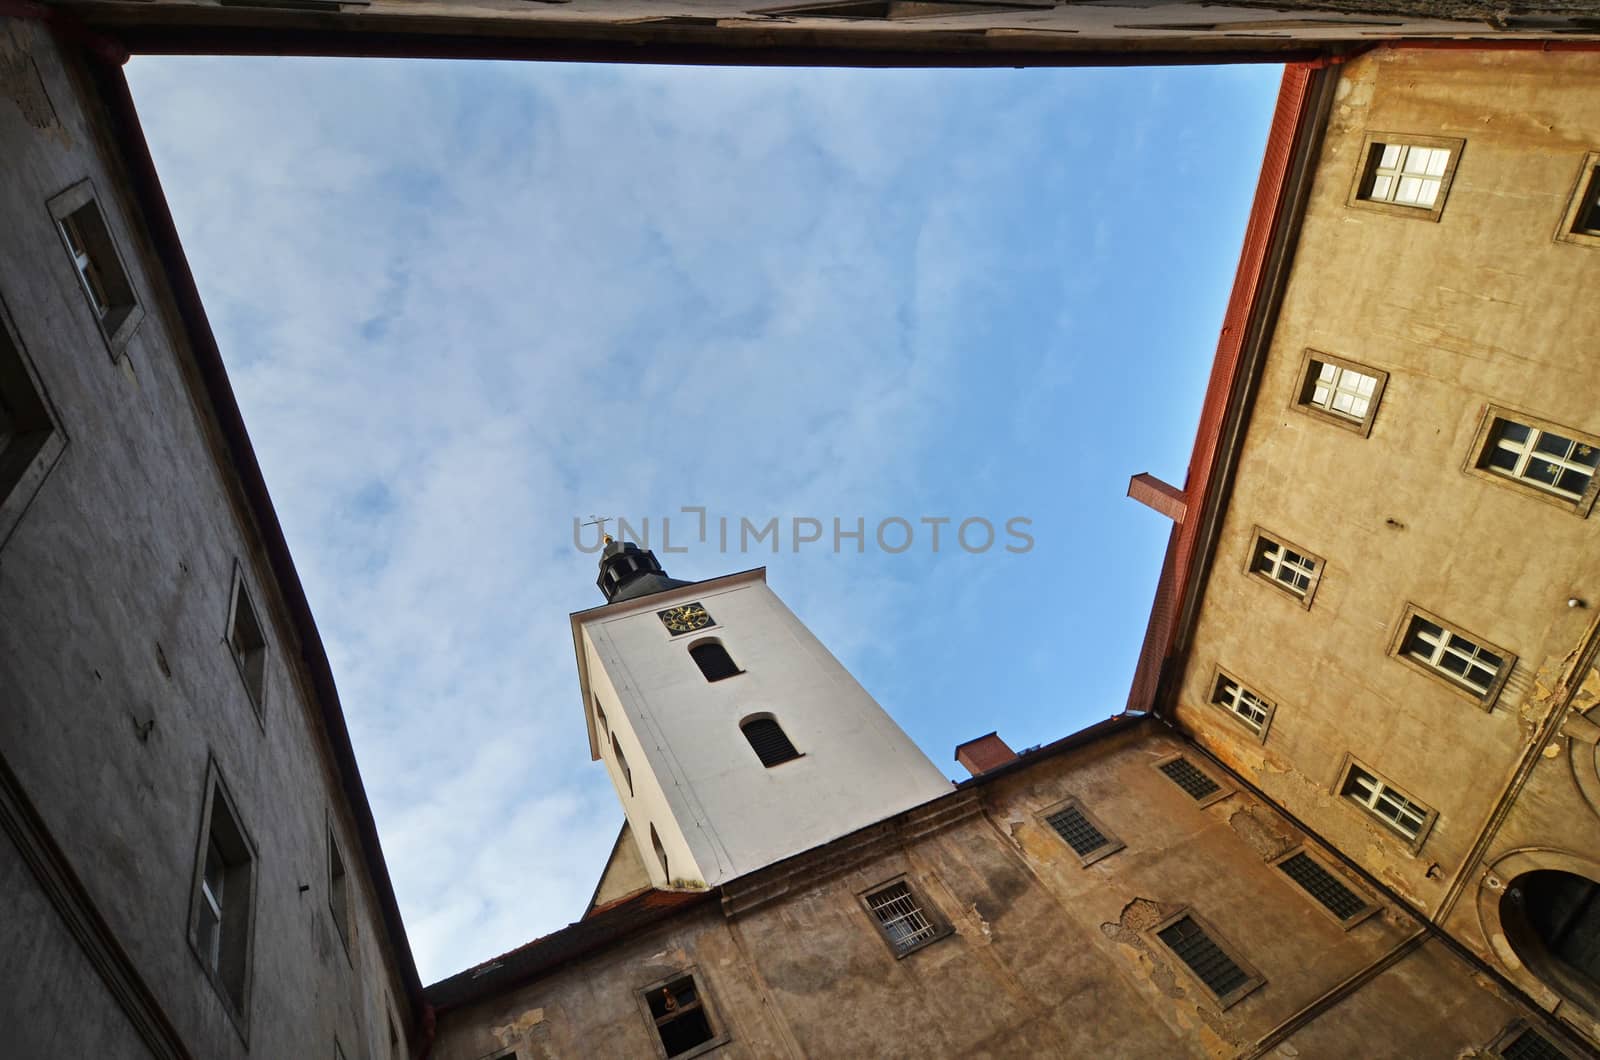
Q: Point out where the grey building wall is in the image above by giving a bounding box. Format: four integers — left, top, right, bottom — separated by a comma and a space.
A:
0, 19, 413, 1059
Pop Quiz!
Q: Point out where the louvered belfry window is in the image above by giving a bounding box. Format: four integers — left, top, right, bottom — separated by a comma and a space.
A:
741, 717, 800, 767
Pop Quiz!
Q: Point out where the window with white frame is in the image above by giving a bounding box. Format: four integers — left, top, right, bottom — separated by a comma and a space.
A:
227, 567, 268, 716
863, 879, 947, 956
1248, 531, 1321, 603
1362, 142, 1451, 207
1479, 415, 1599, 505
1210, 671, 1273, 736
1294, 351, 1387, 435
189, 765, 256, 1021
1340, 761, 1433, 845
1398, 610, 1510, 702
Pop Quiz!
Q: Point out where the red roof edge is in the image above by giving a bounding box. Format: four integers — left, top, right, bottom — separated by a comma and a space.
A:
1125, 62, 1323, 716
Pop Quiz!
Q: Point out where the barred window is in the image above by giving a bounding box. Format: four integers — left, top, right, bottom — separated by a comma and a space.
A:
1155, 914, 1261, 1006
1341, 762, 1433, 845
1497, 1025, 1567, 1060
1159, 757, 1221, 801
864, 880, 946, 957
1278, 852, 1370, 923
1043, 802, 1123, 865
1211, 672, 1273, 736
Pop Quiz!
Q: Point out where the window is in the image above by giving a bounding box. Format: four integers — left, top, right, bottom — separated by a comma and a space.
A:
1293, 350, 1387, 436
227, 566, 268, 716
740, 715, 800, 767
1151, 910, 1264, 1008
1209, 668, 1276, 740
1391, 604, 1515, 707
1469, 406, 1600, 515
1275, 850, 1373, 926
1501, 870, 1600, 1021
388, 1013, 401, 1060
1337, 758, 1437, 849
189, 763, 256, 1025
46, 180, 143, 354
328, 824, 351, 955
612, 734, 633, 796
639, 970, 726, 1060
688, 639, 741, 682
1349, 133, 1463, 221
594, 695, 608, 740
1041, 798, 1124, 866
0, 301, 66, 553
1245, 528, 1323, 607
1491, 1022, 1576, 1060
861, 878, 950, 957
761, 1, 1048, 18
1156, 755, 1226, 804
650, 823, 669, 882
1557, 151, 1600, 249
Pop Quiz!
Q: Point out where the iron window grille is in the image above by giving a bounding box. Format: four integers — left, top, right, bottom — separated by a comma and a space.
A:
1210, 669, 1275, 739
740, 716, 800, 767
1493, 1023, 1571, 1060
1277, 851, 1372, 925
1041, 799, 1124, 866
1338, 759, 1436, 849
1392, 605, 1515, 707
1158, 756, 1223, 803
862, 879, 949, 957
1152, 911, 1263, 1008
639, 970, 726, 1060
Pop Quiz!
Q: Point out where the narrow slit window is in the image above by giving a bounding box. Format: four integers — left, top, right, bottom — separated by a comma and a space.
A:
688, 639, 741, 682
1278, 852, 1371, 923
650, 823, 669, 881
643, 974, 717, 1058
741, 716, 800, 767
612, 734, 632, 796
864, 880, 943, 956
594, 695, 608, 740
1159, 757, 1221, 801
1341, 761, 1434, 845
328, 826, 350, 952
190, 769, 255, 1017
1498, 1025, 1568, 1060
1155, 914, 1260, 1006
227, 570, 268, 714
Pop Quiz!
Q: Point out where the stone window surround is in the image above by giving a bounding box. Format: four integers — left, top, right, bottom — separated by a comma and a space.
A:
1205, 664, 1278, 744
1270, 845, 1378, 930
1035, 795, 1126, 868
1462, 403, 1600, 518
187, 757, 257, 1044
1387, 602, 1517, 711
225, 561, 270, 726
1242, 525, 1325, 610
0, 297, 68, 554
1145, 907, 1265, 1010
1555, 150, 1600, 250
856, 873, 954, 960
1345, 131, 1465, 223
1290, 348, 1389, 438
633, 965, 730, 1060
1331, 753, 1439, 854
1151, 752, 1232, 809
45, 178, 145, 357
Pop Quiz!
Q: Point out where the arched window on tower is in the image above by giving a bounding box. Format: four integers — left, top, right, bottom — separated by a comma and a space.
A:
650, 823, 669, 882
611, 734, 632, 797
1502, 869, 1600, 1016
741, 715, 801, 768
688, 638, 741, 682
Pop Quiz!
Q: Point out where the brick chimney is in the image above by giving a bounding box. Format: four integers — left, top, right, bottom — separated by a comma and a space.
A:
954, 732, 1017, 777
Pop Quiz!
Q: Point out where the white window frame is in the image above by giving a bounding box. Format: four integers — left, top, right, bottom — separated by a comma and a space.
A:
1347, 132, 1463, 223
1245, 527, 1324, 608
1390, 603, 1515, 709
1208, 665, 1276, 742
1292, 349, 1388, 437
1466, 405, 1600, 516
1334, 755, 1437, 852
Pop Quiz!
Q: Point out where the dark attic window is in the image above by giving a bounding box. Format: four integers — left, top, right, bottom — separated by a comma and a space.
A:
644, 974, 718, 1059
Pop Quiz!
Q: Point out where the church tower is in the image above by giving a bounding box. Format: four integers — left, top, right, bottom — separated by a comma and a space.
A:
571, 539, 952, 890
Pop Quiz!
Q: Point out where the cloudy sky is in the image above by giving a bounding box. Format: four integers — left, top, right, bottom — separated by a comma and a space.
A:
126, 55, 1281, 983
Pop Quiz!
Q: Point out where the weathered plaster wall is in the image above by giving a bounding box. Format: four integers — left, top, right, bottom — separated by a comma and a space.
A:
0, 20, 410, 1058
1172, 46, 1600, 1048
432, 725, 1542, 1058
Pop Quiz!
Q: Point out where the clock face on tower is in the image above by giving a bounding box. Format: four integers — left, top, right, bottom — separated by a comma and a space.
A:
658, 602, 713, 637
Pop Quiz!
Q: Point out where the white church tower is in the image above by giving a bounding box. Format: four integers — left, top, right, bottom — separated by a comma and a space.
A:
571, 538, 951, 892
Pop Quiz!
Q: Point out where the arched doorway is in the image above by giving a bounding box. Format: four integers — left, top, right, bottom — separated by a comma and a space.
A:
1501, 869, 1600, 1017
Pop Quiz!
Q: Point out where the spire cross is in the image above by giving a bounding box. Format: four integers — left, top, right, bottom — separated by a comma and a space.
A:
582, 515, 612, 540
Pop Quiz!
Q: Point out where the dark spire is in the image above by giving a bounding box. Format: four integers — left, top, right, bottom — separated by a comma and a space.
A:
596, 537, 691, 604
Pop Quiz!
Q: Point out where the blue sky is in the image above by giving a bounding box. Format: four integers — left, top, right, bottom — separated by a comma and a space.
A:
126, 56, 1281, 982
